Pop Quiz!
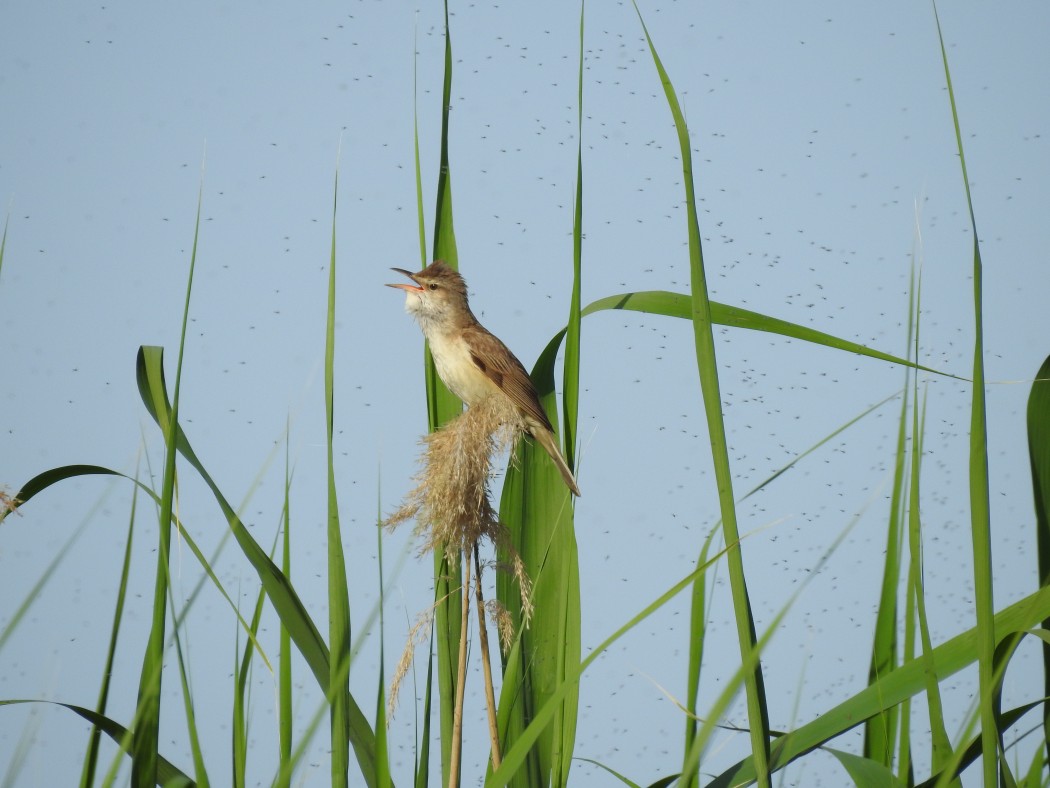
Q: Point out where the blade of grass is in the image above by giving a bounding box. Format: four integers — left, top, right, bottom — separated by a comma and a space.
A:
325, 161, 353, 788
572, 758, 641, 787
680, 526, 718, 788
990, 635, 1023, 787
0, 701, 193, 785
908, 387, 955, 775
579, 291, 958, 379
562, 0, 584, 477
415, 628, 435, 788
421, 4, 465, 783
488, 543, 733, 786
931, 4, 997, 782
0, 494, 94, 654
374, 493, 392, 788
5, 449, 377, 781
233, 532, 277, 788
706, 584, 1050, 786
276, 425, 294, 788
131, 177, 202, 787
518, 291, 957, 474
685, 393, 900, 784
915, 697, 1048, 787
631, 6, 770, 783
497, 409, 578, 786
1, 699, 43, 788
163, 548, 210, 787
680, 591, 787, 782
930, 631, 1026, 787
1020, 741, 1044, 788
825, 748, 906, 788
741, 390, 901, 501
684, 483, 875, 778
904, 254, 954, 777
8, 463, 271, 669
496, 4, 589, 784
270, 573, 390, 788
863, 270, 913, 768
79, 466, 138, 788
899, 492, 917, 786
1026, 354, 1050, 769
409, 36, 439, 779
135, 350, 379, 780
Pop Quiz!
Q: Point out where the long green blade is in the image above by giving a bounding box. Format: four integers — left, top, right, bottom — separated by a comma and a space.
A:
680, 527, 717, 788
494, 5, 586, 786
1027, 354, 1050, 768
326, 164, 353, 788
707, 585, 1050, 786
276, 431, 294, 787
931, 4, 997, 782
0, 700, 193, 786
863, 270, 914, 767
423, 4, 465, 783
489, 548, 730, 786
562, 0, 585, 477
80, 474, 137, 788
410, 28, 434, 788
908, 389, 954, 773
132, 182, 202, 787
580, 291, 956, 378
826, 748, 906, 788
233, 573, 268, 787
631, 6, 770, 783
134, 349, 379, 780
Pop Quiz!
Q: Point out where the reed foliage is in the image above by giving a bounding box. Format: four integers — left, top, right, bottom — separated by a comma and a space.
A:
1, 2, 1047, 786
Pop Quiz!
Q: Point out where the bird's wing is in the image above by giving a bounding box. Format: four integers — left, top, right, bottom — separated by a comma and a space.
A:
463, 324, 555, 433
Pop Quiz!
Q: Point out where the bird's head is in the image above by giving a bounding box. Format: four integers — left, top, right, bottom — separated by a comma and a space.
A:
387, 260, 472, 330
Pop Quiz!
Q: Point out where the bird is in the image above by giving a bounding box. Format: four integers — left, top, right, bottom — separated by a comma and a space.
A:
387, 260, 581, 496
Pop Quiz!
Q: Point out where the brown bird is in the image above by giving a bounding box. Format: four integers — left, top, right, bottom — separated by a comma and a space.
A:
387, 260, 581, 496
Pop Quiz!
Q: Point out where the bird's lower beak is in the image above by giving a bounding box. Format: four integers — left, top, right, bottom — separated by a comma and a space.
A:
386, 267, 424, 292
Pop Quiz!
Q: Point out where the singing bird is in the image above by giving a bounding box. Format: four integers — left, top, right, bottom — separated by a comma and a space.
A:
387, 260, 581, 496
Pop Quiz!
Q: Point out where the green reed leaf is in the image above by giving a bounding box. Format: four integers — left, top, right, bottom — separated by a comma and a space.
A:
1027, 354, 1050, 768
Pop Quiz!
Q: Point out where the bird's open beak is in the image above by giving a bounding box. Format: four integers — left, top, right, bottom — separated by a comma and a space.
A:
386, 267, 424, 292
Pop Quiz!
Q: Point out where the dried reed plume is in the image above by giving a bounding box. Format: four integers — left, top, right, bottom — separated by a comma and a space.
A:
384, 395, 535, 732
385, 394, 524, 561
387, 608, 434, 721
0, 490, 19, 522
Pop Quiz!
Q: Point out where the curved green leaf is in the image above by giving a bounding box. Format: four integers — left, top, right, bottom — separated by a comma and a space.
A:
488, 546, 730, 787
135, 347, 378, 783
0, 700, 192, 786
579, 291, 954, 379
1027, 353, 1050, 768
825, 748, 905, 788
3, 463, 270, 671
630, 10, 771, 782
707, 584, 1050, 786
915, 696, 1048, 788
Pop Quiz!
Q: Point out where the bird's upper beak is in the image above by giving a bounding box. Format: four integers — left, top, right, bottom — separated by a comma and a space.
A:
386, 267, 424, 293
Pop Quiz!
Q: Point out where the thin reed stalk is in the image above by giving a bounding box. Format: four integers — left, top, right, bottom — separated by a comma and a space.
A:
473, 548, 502, 770
448, 549, 472, 788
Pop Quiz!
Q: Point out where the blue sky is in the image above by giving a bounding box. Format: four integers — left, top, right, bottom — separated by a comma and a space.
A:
2, 1, 1049, 784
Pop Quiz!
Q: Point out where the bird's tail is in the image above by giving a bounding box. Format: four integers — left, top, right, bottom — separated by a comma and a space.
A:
531, 427, 582, 497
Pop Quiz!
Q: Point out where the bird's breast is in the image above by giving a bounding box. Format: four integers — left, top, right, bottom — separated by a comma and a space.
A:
428, 330, 496, 405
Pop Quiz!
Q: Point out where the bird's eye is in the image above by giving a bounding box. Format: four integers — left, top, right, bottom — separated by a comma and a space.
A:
428, 283, 438, 290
